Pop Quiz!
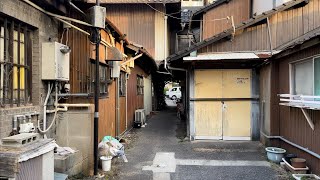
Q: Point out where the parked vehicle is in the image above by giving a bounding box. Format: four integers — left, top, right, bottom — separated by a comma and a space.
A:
166, 87, 181, 100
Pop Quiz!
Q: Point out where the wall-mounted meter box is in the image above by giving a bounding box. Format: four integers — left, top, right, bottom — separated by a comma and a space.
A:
42, 42, 70, 81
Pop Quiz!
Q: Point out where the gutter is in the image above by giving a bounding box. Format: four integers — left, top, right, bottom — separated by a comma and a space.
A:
260, 131, 320, 159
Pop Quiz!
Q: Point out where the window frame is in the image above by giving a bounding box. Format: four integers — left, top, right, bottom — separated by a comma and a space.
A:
90, 60, 112, 97
137, 75, 144, 95
119, 71, 126, 97
290, 55, 320, 96
0, 16, 32, 107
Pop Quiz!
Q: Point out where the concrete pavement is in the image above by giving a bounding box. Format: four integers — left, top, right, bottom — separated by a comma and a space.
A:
114, 104, 277, 180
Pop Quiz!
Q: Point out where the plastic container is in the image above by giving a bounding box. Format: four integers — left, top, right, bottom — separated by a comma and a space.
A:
100, 156, 112, 171
265, 147, 286, 163
290, 158, 306, 168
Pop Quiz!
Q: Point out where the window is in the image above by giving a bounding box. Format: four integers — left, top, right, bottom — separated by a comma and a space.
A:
119, 71, 126, 96
171, 88, 177, 92
90, 61, 112, 96
291, 56, 320, 96
0, 17, 32, 106
137, 75, 144, 95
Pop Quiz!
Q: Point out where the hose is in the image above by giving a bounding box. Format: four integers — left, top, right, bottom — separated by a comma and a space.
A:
38, 108, 58, 133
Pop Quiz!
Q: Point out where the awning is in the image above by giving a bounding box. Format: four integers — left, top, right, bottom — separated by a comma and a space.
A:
183, 52, 279, 61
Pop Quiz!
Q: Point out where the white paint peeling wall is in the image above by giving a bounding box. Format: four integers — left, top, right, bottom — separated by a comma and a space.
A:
144, 75, 153, 116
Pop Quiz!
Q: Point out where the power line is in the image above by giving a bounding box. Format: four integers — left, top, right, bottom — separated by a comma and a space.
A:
143, 3, 230, 22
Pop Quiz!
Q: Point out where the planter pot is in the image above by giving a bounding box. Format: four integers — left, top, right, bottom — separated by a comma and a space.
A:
100, 156, 112, 171
292, 174, 320, 180
290, 158, 306, 168
265, 147, 286, 163
284, 153, 297, 164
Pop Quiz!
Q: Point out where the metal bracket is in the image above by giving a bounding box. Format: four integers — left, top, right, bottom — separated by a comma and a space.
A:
300, 108, 315, 130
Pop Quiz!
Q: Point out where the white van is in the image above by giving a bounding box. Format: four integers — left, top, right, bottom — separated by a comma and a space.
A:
166, 87, 181, 100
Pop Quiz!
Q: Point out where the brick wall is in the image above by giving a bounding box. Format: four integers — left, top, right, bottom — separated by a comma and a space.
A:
0, 0, 59, 139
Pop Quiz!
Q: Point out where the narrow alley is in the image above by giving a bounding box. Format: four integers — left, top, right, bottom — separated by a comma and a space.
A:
114, 100, 277, 180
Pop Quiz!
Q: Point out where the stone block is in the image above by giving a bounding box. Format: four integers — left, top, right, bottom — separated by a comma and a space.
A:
54, 150, 83, 176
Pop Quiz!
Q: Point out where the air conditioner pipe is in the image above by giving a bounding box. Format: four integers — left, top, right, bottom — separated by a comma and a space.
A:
260, 131, 320, 159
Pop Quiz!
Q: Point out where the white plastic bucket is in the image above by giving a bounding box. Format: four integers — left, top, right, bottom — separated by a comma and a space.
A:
100, 156, 112, 171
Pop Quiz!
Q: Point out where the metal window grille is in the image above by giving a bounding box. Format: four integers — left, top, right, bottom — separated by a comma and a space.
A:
0, 16, 32, 107
119, 71, 126, 96
90, 61, 111, 96
137, 75, 144, 95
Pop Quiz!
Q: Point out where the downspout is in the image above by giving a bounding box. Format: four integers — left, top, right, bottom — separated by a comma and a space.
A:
125, 73, 128, 131
116, 77, 120, 139
260, 131, 320, 159
164, 15, 168, 70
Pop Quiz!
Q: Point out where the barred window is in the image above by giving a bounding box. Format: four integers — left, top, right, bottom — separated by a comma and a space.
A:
137, 75, 144, 95
0, 17, 32, 106
119, 71, 126, 96
90, 61, 112, 96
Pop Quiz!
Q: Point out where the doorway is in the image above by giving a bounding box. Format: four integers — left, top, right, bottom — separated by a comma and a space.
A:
194, 69, 252, 140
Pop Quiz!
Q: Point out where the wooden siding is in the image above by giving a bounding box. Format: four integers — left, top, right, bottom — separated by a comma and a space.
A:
202, 0, 250, 39
200, 0, 320, 53
98, 82, 117, 140
106, 4, 156, 57
120, 97, 126, 134
265, 44, 320, 174
127, 65, 145, 127
66, 17, 127, 141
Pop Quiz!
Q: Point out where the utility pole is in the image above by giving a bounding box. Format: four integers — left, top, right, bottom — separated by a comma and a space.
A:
89, 0, 105, 175
94, 0, 100, 175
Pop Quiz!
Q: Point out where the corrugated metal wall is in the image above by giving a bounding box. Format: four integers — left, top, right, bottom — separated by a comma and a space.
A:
106, 4, 156, 57
200, 0, 320, 53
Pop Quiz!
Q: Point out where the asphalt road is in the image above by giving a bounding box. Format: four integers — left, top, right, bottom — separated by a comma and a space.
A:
114, 103, 277, 180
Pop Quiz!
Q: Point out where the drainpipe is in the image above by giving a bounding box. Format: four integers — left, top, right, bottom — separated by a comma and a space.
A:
164, 15, 168, 70
260, 131, 320, 159
125, 73, 128, 130
93, 0, 100, 176
116, 77, 120, 139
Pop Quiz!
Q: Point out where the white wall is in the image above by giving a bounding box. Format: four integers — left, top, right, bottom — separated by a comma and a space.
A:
253, 0, 291, 15
144, 75, 153, 116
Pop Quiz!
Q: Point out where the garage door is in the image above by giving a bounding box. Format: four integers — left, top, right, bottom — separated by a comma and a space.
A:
194, 69, 252, 140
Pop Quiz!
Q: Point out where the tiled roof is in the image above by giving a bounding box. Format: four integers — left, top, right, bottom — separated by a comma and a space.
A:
167, 0, 308, 62
86, 0, 180, 3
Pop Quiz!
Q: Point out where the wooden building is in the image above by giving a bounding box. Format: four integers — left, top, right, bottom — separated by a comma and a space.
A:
168, 0, 320, 174
85, 0, 181, 63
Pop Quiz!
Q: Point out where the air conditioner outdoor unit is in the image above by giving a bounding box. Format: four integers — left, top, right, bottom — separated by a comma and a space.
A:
134, 109, 145, 128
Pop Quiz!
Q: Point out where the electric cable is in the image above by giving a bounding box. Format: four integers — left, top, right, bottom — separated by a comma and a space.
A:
144, 3, 230, 22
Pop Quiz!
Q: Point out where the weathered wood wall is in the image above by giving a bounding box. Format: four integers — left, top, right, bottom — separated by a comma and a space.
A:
106, 4, 156, 57
200, 0, 320, 53
263, 44, 320, 174
127, 65, 145, 128
98, 82, 117, 140
202, 0, 250, 39
120, 97, 126, 135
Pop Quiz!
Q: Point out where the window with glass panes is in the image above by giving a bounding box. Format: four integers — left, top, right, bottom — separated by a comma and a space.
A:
291, 56, 320, 96
0, 17, 32, 106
